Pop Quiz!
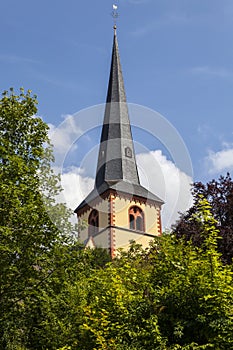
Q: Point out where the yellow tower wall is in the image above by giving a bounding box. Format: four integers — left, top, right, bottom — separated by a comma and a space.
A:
77, 193, 162, 255
114, 197, 160, 234
78, 199, 110, 244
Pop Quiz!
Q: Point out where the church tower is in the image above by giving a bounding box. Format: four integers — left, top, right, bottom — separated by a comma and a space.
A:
75, 27, 164, 257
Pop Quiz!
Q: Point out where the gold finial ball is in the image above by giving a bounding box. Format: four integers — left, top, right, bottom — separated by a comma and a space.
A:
113, 24, 117, 30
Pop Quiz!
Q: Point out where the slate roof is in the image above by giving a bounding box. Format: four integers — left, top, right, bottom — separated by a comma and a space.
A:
95, 28, 140, 188
75, 28, 164, 214
75, 180, 163, 213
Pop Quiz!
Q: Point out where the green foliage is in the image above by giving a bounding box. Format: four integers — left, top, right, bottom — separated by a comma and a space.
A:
174, 173, 233, 264
148, 197, 233, 349
79, 262, 164, 349
0, 89, 74, 348
26, 199, 232, 349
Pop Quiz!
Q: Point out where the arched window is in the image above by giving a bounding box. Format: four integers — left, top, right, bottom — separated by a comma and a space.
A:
129, 206, 145, 232
88, 209, 99, 237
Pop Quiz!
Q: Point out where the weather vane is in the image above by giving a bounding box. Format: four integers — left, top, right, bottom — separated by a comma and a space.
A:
112, 3, 119, 29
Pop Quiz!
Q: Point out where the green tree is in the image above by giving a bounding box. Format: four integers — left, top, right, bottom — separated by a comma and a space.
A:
174, 174, 233, 264
149, 197, 233, 349
0, 88, 73, 348
78, 254, 165, 350
22, 246, 111, 350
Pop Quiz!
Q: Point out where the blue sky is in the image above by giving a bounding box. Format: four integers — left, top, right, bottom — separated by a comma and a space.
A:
1, 1, 233, 225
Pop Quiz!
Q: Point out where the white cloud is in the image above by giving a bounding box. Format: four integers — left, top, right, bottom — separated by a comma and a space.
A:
206, 147, 233, 174
54, 166, 94, 224
48, 117, 83, 163
130, 22, 156, 38
137, 150, 193, 229
128, 0, 151, 4
59, 166, 94, 211
130, 12, 189, 37
58, 150, 193, 230
0, 54, 39, 64
190, 66, 232, 79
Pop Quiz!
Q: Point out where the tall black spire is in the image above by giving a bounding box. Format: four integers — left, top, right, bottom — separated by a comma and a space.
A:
75, 28, 163, 214
95, 27, 140, 189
